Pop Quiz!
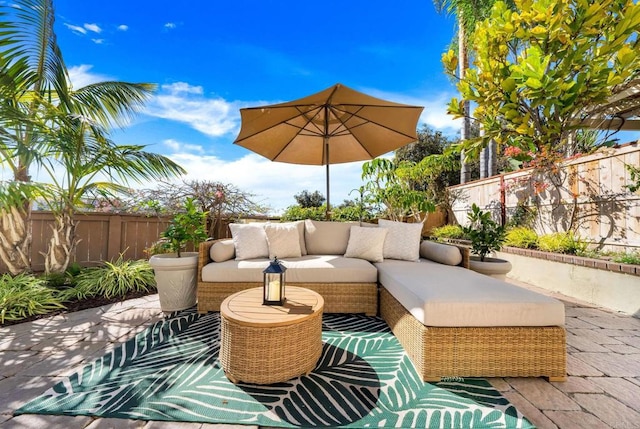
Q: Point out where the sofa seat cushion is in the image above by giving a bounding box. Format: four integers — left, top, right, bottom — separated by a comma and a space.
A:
375, 259, 565, 327
202, 255, 378, 283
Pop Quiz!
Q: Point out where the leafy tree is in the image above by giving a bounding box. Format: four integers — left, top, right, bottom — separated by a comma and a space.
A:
294, 190, 326, 208
443, 0, 640, 164
361, 158, 435, 222
124, 180, 268, 239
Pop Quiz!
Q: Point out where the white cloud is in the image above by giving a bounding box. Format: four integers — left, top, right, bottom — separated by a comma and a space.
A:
117, 24, 129, 31
145, 83, 239, 137
67, 64, 113, 89
158, 153, 368, 214
64, 23, 86, 34
163, 138, 204, 154
91, 38, 105, 45
358, 87, 461, 136
84, 23, 102, 33
162, 82, 203, 95
164, 22, 176, 29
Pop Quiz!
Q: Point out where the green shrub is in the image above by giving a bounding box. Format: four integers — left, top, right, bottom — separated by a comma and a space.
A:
280, 205, 327, 221
61, 256, 156, 301
0, 274, 65, 324
538, 232, 588, 255
505, 227, 539, 249
612, 251, 640, 265
431, 224, 465, 240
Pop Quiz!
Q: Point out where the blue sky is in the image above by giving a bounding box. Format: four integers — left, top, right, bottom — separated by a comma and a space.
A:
47, 0, 461, 213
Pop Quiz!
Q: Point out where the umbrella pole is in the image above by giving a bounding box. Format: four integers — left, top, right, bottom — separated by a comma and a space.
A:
325, 137, 331, 220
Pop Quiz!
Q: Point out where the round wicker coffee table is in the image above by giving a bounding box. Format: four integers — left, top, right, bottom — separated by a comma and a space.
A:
219, 286, 324, 384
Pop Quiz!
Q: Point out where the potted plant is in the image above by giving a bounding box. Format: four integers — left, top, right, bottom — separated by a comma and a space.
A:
462, 203, 512, 279
149, 198, 208, 312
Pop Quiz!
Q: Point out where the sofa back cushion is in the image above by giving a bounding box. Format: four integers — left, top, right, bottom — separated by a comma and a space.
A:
420, 240, 462, 266
304, 220, 356, 255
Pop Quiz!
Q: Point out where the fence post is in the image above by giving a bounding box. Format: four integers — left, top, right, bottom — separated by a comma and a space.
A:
107, 214, 122, 262
500, 175, 506, 226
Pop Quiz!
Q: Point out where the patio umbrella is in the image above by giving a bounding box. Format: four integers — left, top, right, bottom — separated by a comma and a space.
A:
233, 83, 424, 218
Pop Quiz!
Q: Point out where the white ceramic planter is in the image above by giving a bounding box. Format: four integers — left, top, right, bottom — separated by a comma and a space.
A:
469, 256, 513, 280
149, 252, 199, 313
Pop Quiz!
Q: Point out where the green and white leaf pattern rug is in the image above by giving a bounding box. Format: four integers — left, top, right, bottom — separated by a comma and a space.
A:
17, 310, 534, 428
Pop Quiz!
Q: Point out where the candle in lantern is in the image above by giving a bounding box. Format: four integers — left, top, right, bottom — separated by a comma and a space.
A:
268, 279, 280, 302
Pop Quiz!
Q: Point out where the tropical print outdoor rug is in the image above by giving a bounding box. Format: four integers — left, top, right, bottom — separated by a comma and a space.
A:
17, 310, 534, 428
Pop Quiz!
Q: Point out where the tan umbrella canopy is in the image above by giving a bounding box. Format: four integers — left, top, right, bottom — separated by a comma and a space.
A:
234, 83, 424, 217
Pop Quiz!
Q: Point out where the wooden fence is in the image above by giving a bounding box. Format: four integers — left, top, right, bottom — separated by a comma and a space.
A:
448, 142, 640, 252
0, 212, 235, 274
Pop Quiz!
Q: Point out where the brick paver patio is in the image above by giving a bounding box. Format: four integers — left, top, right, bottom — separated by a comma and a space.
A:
1, 280, 639, 429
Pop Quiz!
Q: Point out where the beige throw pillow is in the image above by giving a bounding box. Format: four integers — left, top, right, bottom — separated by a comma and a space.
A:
229, 223, 269, 260
265, 223, 302, 259
304, 220, 356, 255
209, 239, 235, 262
420, 240, 463, 266
344, 226, 388, 262
378, 219, 423, 261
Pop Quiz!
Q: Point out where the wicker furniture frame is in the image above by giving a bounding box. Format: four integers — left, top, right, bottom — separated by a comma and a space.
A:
219, 287, 324, 384
380, 287, 567, 382
197, 239, 378, 315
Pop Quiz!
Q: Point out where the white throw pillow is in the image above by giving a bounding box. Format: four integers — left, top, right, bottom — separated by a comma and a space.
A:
209, 239, 235, 262
420, 240, 463, 266
278, 221, 307, 255
378, 219, 423, 261
229, 223, 269, 260
264, 223, 302, 259
344, 226, 388, 262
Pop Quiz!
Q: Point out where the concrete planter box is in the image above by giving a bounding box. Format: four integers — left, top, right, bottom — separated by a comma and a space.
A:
497, 249, 640, 317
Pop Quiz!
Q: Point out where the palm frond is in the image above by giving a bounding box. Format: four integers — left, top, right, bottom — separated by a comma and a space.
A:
69, 82, 156, 128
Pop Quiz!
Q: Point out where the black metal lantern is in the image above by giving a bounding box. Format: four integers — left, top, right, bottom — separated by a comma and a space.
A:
263, 257, 286, 305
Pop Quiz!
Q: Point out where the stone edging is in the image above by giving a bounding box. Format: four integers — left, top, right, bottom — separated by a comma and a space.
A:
501, 246, 640, 277
428, 237, 640, 277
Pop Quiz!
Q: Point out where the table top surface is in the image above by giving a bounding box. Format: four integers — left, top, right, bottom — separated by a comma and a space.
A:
220, 286, 324, 328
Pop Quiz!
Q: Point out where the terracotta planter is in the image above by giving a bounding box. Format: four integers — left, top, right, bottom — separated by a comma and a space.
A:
149, 252, 199, 313
469, 256, 513, 280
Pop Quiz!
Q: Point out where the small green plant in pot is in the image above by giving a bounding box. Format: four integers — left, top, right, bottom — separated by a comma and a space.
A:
149, 198, 208, 313
462, 204, 511, 279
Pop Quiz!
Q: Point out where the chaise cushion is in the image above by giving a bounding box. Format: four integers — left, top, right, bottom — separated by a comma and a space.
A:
202, 255, 378, 283
304, 220, 357, 255
375, 259, 565, 327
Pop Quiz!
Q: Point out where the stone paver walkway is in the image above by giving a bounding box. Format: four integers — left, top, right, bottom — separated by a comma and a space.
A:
1, 281, 639, 429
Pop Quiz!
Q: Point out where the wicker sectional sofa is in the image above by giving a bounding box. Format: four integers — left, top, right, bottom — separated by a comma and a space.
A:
197, 219, 567, 382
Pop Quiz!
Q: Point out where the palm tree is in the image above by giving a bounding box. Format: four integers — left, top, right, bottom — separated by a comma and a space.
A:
0, 0, 186, 273
38, 109, 184, 273
0, 0, 68, 274
433, 0, 501, 181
